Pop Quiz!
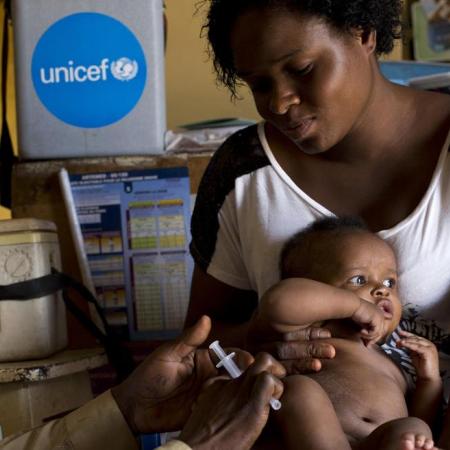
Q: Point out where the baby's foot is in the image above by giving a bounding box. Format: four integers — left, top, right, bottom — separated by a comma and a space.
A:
399, 432, 437, 450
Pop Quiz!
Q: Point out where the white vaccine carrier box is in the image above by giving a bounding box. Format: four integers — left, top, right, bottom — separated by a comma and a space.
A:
0, 219, 67, 361
12, 0, 166, 159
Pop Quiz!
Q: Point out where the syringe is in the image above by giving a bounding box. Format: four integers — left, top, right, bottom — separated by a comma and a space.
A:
209, 340, 281, 410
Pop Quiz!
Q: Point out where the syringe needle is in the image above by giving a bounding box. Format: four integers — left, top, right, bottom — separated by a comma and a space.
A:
209, 340, 281, 410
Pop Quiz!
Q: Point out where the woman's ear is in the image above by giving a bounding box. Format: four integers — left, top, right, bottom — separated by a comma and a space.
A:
352, 28, 377, 55
360, 29, 377, 55
362, 29, 377, 55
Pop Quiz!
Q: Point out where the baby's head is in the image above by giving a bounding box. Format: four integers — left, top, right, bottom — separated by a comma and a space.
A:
280, 216, 402, 336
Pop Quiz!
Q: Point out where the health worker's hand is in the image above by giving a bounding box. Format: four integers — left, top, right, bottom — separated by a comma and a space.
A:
179, 352, 285, 450
111, 315, 253, 434
246, 318, 335, 374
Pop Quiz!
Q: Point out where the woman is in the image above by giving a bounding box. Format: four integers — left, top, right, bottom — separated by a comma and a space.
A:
186, 0, 450, 407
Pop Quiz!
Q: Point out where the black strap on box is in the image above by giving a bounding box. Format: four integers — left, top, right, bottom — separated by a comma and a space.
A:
0, 0, 17, 208
0, 268, 135, 381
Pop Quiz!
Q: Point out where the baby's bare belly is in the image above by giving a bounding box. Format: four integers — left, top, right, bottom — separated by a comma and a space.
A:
307, 340, 408, 443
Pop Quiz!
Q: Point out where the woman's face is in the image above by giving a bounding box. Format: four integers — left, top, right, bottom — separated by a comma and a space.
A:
230, 8, 377, 155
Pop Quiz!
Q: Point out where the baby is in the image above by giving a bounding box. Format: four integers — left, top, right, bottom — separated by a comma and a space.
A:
255, 217, 443, 450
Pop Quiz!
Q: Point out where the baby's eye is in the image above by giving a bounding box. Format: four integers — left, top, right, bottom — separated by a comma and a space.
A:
383, 278, 396, 288
348, 275, 366, 286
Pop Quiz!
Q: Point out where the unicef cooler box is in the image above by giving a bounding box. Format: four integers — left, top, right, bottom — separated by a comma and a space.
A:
12, 0, 166, 158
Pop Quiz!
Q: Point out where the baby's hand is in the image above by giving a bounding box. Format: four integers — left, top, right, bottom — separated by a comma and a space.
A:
396, 330, 440, 381
352, 299, 385, 346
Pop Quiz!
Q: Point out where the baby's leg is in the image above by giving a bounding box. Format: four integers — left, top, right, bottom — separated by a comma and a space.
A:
360, 417, 438, 450
274, 374, 351, 450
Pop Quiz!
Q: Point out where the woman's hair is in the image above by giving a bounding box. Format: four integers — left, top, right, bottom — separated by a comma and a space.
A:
202, 0, 403, 98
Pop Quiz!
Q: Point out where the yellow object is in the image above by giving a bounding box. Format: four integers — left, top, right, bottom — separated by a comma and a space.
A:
165, 0, 260, 128
0, 1, 18, 156
381, 0, 413, 61
0, 206, 11, 219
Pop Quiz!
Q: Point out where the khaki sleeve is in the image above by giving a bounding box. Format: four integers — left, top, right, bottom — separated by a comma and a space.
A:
0, 390, 139, 450
156, 440, 192, 450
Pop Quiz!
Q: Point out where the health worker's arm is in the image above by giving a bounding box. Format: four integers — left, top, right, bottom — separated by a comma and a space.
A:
0, 390, 139, 450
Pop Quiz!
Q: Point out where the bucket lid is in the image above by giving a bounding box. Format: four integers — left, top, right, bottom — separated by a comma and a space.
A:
0, 218, 57, 234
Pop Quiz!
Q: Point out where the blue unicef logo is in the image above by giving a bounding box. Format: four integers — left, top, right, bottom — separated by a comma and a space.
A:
31, 13, 147, 128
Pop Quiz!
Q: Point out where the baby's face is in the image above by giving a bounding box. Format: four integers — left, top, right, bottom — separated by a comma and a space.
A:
320, 232, 402, 337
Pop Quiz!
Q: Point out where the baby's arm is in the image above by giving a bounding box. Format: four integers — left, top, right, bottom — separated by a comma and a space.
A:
397, 330, 442, 426
257, 278, 385, 345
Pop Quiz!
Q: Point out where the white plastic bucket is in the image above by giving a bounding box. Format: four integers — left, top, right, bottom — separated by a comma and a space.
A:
0, 219, 67, 361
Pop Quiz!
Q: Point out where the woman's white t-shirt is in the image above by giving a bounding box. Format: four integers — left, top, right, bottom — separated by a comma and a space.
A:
191, 122, 450, 395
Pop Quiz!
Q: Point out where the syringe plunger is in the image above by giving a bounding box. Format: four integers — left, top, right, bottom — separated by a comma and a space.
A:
209, 340, 281, 410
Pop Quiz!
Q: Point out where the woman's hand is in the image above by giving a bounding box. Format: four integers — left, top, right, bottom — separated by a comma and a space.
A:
246, 317, 336, 374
